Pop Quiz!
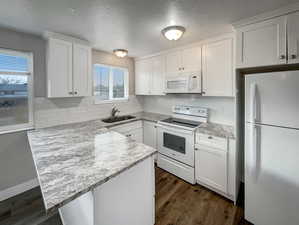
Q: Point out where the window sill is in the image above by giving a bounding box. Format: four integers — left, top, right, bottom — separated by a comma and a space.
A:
0, 125, 34, 135
94, 98, 129, 105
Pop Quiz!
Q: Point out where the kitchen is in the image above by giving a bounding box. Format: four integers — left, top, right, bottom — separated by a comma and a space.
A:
0, 1, 298, 225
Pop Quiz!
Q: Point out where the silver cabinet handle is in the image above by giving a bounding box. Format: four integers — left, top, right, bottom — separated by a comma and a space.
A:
291, 54, 297, 59
279, 55, 286, 60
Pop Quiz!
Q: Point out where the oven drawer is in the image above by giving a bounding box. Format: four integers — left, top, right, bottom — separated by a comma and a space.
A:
196, 133, 227, 150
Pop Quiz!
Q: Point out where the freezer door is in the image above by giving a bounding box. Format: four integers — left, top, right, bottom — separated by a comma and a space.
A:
245, 71, 299, 129
245, 123, 299, 225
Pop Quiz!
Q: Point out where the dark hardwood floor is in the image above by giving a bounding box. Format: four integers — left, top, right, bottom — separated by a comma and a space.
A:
155, 167, 249, 225
0, 167, 248, 225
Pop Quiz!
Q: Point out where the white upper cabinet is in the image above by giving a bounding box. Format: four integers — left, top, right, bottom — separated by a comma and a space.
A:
151, 55, 165, 95
135, 55, 165, 95
165, 51, 181, 75
46, 35, 91, 98
202, 38, 234, 97
135, 59, 151, 95
73, 43, 91, 97
287, 12, 299, 64
236, 16, 287, 68
165, 46, 201, 76
47, 38, 73, 98
181, 46, 202, 73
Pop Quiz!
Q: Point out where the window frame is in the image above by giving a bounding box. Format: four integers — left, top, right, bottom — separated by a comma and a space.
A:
0, 48, 34, 135
93, 64, 129, 104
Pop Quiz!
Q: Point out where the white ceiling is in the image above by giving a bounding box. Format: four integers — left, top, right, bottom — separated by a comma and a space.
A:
0, 0, 298, 57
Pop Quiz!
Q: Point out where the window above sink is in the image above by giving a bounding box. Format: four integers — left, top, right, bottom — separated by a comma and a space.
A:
93, 64, 129, 104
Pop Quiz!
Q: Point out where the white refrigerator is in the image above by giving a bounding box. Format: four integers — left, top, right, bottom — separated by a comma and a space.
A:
245, 71, 299, 225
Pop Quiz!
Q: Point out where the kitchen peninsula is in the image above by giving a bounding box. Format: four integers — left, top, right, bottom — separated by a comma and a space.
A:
27, 119, 156, 225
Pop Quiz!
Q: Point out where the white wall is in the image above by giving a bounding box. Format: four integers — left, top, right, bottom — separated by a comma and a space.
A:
141, 95, 235, 126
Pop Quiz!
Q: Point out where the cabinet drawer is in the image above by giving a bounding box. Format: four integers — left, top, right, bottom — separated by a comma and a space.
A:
196, 133, 227, 150
110, 121, 143, 133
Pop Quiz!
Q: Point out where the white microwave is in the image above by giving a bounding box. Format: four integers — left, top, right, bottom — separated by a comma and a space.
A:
164, 73, 202, 94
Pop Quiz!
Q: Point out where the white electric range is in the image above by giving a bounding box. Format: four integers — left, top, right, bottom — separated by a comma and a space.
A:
157, 105, 208, 184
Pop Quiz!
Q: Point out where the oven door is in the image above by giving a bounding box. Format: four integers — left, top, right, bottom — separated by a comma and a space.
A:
157, 125, 194, 167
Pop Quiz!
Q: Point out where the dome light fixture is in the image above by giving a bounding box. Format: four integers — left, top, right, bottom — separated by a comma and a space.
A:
113, 49, 128, 58
161, 25, 186, 41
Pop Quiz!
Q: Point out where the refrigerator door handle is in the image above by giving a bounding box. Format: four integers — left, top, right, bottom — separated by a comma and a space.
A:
249, 82, 257, 123
249, 123, 257, 181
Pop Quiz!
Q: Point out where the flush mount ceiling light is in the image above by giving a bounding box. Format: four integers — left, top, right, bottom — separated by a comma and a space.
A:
161, 25, 186, 41
113, 49, 128, 58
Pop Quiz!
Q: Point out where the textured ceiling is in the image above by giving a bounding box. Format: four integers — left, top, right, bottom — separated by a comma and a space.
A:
0, 0, 298, 57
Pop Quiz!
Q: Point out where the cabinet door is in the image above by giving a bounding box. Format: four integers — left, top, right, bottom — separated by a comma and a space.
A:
126, 128, 143, 143
135, 59, 151, 95
165, 51, 181, 76
202, 38, 234, 96
151, 55, 165, 95
195, 146, 228, 193
73, 43, 91, 97
181, 46, 201, 73
47, 38, 73, 98
287, 12, 299, 64
236, 16, 287, 68
143, 121, 157, 149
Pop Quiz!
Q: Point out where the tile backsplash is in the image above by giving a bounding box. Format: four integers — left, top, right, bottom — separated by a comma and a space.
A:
34, 96, 143, 128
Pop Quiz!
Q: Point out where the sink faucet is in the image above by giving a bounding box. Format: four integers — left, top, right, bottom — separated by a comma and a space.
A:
111, 106, 120, 118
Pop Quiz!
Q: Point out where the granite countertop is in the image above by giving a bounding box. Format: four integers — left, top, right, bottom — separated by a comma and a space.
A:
27, 119, 157, 214
197, 122, 235, 139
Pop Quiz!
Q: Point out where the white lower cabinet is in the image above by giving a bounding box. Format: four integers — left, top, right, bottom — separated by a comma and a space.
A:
59, 156, 155, 225
143, 121, 157, 147
110, 121, 143, 143
195, 145, 228, 193
195, 133, 237, 202
94, 156, 155, 225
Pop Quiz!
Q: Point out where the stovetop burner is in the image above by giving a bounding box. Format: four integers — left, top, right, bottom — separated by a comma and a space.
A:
160, 117, 202, 128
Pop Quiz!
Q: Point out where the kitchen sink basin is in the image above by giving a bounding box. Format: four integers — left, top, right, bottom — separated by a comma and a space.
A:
101, 115, 136, 123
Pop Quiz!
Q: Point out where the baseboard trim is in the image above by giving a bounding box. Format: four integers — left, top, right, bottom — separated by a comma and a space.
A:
0, 178, 39, 201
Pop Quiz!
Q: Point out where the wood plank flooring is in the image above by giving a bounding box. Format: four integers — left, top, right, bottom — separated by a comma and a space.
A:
155, 167, 249, 225
0, 167, 249, 225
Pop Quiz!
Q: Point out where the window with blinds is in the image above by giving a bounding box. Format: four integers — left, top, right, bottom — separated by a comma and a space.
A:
0, 48, 33, 133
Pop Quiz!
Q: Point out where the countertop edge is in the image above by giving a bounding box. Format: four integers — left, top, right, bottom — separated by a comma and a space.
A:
45, 149, 157, 214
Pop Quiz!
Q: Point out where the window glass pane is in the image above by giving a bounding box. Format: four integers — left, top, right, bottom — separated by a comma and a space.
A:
0, 74, 29, 127
94, 66, 110, 100
0, 53, 29, 72
112, 68, 125, 98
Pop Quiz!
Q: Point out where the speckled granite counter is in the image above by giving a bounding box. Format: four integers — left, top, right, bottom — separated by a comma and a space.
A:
27, 119, 157, 214
197, 122, 235, 139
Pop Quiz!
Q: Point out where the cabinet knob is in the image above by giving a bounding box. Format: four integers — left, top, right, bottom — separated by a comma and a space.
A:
69, 91, 73, 95
182, 67, 184, 70
208, 136, 213, 139
126, 134, 132, 137
279, 55, 286, 60
178, 68, 181, 71
74, 91, 78, 95
291, 54, 297, 59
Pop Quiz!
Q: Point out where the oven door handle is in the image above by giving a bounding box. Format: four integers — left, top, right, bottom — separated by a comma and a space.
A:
156, 123, 194, 135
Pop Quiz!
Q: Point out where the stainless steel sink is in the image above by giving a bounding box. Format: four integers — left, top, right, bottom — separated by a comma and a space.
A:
101, 115, 136, 123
